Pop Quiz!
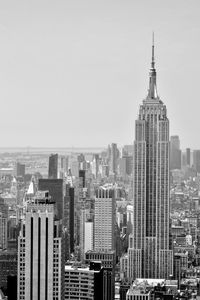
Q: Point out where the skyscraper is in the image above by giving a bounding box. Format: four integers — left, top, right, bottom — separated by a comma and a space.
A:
130, 37, 173, 279
48, 153, 58, 179
16, 162, 25, 177
17, 191, 64, 300
170, 136, 181, 170
94, 187, 115, 252
109, 143, 119, 176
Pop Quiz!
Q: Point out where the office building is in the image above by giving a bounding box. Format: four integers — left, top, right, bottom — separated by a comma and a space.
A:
66, 185, 75, 254
84, 221, 93, 253
0, 199, 8, 250
85, 250, 115, 300
79, 169, 86, 188
170, 136, 181, 170
0, 250, 17, 291
193, 150, 200, 173
94, 187, 115, 252
65, 261, 103, 300
48, 153, 58, 179
109, 143, 119, 176
17, 191, 64, 300
186, 148, 191, 167
16, 163, 25, 177
38, 178, 64, 220
80, 210, 93, 261
130, 38, 173, 279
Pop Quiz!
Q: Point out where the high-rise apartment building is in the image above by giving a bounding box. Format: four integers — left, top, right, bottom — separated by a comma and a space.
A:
170, 136, 181, 170
130, 38, 173, 279
94, 187, 115, 252
48, 153, 58, 179
17, 191, 64, 300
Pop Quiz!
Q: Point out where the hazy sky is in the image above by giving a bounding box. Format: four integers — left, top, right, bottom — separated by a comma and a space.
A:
0, 0, 200, 149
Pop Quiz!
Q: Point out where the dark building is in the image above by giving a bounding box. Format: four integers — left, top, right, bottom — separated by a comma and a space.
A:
79, 169, 86, 188
174, 254, 181, 287
48, 153, 58, 179
0, 250, 17, 291
120, 282, 130, 300
64, 184, 75, 254
90, 261, 104, 300
85, 250, 116, 300
16, 162, 25, 177
38, 178, 64, 220
7, 275, 17, 300
186, 148, 191, 167
170, 136, 182, 170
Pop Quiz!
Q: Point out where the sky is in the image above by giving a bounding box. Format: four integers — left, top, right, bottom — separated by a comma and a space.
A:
0, 0, 200, 149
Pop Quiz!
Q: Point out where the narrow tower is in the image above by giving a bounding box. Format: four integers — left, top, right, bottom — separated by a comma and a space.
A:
128, 37, 173, 279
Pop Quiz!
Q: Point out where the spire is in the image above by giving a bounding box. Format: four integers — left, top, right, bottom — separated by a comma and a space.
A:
147, 32, 158, 99
151, 32, 155, 69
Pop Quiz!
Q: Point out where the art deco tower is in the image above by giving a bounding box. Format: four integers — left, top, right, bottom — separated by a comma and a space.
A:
128, 37, 173, 279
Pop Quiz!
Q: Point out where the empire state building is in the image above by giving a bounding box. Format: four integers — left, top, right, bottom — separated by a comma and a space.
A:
128, 38, 173, 279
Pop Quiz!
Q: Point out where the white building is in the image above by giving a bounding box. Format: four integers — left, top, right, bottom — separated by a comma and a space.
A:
94, 187, 115, 251
130, 38, 173, 279
84, 221, 93, 253
65, 262, 103, 300
17, 191, 64, 300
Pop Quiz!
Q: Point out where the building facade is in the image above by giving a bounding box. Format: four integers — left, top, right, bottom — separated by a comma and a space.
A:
17, 191, 64, 300
65, 262, 103, 300
94, 187, 115, 252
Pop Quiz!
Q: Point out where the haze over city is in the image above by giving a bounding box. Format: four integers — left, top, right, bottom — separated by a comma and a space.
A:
0, 0, 200, 148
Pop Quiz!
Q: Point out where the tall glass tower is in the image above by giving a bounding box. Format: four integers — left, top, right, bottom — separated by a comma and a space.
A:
128, 37, 173, 280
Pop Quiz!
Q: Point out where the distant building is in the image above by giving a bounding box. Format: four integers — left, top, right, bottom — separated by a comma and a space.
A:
48, 153, 58, 179
17, 191, 64, 300
193, 150, 200, 173
109, 143, 119, 176
0, 199, 8, 250
16, 163, 25, 177
186, 148, 191, 167
170, 136, 181, 170
79, 170, 86, 188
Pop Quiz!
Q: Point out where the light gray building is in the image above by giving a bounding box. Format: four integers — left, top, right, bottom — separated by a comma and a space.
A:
129, 38, 173, 279
17, 191, 64, 300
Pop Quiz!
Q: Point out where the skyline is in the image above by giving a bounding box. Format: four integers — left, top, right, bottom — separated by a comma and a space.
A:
0, 0, 200, 148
